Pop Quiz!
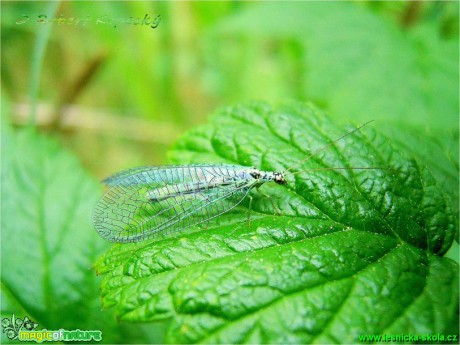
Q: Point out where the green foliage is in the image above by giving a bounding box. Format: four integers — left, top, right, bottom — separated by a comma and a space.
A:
95, 102, 458, 343
2, 2, 457, 178
207, 2, 458, 128
0, 124, 166, 344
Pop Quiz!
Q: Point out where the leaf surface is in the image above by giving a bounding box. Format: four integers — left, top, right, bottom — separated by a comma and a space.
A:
1, 125, 165, 343
96, 102, 458, 343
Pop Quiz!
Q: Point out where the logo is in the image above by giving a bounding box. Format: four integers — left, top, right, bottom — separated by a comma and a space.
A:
1, 315, 102, 343
2, 315, 38, 340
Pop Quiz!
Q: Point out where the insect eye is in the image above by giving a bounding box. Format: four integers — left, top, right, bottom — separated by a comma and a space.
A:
274, 173, 286, 184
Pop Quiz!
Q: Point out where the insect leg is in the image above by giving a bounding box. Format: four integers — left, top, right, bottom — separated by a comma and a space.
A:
247, 195, 253, 229
255, 186, 281, 216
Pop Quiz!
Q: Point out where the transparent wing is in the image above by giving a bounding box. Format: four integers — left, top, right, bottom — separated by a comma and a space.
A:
93, 172, 254, 243
102, 166, 157, 186
102, 164, 244, 187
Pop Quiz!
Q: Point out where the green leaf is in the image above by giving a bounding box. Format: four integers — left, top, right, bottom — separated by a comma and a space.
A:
0, 124, 165, 344
95, 101, 458, 343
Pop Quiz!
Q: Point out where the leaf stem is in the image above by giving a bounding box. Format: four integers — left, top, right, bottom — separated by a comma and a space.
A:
28, 2, 60, 127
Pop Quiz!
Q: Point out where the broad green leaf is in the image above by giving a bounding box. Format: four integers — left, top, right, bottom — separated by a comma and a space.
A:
0, 124, 165, 344
95, 101, 458, 343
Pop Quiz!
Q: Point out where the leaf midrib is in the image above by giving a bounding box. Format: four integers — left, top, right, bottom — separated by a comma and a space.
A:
107, 229, 398, 325
196, 241, 401, 344
102, 216, 348, 293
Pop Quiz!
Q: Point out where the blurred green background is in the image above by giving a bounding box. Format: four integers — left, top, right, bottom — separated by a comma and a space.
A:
2, 1, 457, 178
1, 1, 458, 344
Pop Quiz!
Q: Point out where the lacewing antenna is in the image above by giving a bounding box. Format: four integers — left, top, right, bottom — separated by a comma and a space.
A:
287, 167, 382, 175
285, 120, 374, 173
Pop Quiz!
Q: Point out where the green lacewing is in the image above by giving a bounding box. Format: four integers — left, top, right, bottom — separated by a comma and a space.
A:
93, 121, 373, 243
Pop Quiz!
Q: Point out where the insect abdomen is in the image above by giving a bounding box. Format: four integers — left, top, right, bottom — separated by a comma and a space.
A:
147, 180, 235, 202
